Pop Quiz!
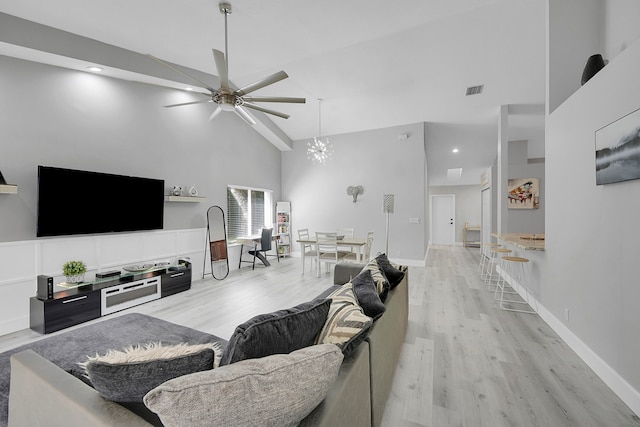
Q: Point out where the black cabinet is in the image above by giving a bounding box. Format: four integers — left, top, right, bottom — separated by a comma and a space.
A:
30, 263, 192, 334
161, 268, 191, 298
30, 291, 101, 334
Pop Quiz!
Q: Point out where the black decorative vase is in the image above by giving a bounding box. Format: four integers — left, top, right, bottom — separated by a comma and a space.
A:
581, 54, 606, 85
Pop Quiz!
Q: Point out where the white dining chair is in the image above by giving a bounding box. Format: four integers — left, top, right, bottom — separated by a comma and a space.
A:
336, 227, 355, 254
343, 231, 374, 263
297, 228, 318, 274
315, 232, 347, 277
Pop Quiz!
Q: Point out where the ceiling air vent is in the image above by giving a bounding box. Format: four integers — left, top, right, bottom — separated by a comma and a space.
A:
466, 85, 484, 96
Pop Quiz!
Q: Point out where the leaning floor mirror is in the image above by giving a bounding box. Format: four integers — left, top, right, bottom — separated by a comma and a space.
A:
204, 205, 229, 280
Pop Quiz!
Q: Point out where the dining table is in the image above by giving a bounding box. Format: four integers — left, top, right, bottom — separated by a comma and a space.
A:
295, 236, 367, 272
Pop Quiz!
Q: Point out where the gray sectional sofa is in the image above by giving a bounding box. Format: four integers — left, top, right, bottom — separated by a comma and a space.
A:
8, 262, 408, 427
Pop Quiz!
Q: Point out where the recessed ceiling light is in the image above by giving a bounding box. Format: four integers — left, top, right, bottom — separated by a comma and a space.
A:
86, 66, 103, 72
452, 148, 459, 153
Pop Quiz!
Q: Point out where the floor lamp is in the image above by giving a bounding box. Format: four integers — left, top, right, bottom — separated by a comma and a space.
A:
383, 194, 394, 255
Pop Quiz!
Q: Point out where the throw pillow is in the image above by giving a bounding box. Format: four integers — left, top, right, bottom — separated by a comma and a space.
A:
315, 284, 373, 355
375, 253, 406, 289
351, 269, 386, 320
363, 258, 390, 302
144, 343, 344, 427
81, 342, 221, 403
220, 299, 331, 366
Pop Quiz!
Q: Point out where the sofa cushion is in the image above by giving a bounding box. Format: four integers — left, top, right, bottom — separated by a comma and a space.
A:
81, 342, 221, 403
144, 343, 344, 427
315, 284, 373, 355
220, 299, 331, 366
363, 258, 390, 302
351, 269, 386, 320
375, 253, 406, 289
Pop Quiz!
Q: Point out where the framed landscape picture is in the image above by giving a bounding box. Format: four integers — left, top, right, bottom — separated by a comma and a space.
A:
595, 107, 640, 185
507, 178, 539, 209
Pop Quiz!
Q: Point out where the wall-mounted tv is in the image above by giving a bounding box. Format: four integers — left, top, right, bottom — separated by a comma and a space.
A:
37, 166, 165, 237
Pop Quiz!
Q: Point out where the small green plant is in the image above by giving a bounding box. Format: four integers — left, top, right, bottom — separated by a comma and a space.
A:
62, 260, 87, 276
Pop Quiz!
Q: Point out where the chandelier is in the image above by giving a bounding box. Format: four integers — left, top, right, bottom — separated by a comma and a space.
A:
307, 99, 333, 164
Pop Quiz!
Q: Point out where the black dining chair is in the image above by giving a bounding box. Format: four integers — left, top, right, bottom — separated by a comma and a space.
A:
239, 228, 279, 270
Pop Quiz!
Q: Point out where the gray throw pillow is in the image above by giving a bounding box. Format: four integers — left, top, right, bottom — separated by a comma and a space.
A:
144, 344, 344, 427
363, 258, 391, 301
351, 269, 386, 320
82, 342, 220, 403
220, 298, 331, 366
375, 253, 406, 289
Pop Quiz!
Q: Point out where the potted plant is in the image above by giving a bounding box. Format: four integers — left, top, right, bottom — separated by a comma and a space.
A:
63, 260, 87, 283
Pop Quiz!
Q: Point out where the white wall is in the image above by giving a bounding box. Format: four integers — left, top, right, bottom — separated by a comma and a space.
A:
604, 0, 640, 59
282, 123, 426, 264
545, 38, 640, 413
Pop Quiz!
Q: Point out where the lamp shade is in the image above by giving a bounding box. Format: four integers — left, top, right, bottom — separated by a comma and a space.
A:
581, 54, 606, 86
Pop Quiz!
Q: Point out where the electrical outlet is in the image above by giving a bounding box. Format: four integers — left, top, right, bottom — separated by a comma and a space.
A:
409, 217, 420, 223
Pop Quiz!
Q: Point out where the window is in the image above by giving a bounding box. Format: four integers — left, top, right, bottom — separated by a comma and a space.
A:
226, 186, 273, 242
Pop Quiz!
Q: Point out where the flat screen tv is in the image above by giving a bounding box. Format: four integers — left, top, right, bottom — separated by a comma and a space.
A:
37, 166, 165, 237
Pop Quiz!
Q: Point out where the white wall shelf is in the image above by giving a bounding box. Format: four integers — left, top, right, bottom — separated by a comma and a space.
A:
0, 184, 18, 194
164, 195, 206, 203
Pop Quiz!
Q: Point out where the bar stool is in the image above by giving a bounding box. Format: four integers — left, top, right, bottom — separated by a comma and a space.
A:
484, 248, 512, 290
494, 256, 536, 314
478, 243, 501, 279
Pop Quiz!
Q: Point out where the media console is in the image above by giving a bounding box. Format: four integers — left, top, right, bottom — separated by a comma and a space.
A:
30, 262, 191, 334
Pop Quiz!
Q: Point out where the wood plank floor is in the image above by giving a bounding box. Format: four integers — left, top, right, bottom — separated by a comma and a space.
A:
1, 246, 639, 426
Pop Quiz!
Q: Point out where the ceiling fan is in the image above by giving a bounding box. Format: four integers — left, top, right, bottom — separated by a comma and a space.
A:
148, 2, 305, 125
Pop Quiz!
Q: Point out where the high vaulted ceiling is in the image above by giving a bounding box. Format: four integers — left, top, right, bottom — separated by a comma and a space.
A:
0, 0, 546, 185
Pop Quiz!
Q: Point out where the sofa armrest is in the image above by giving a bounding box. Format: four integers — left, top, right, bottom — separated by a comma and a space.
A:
333, 263, 365, 285
9, 350, 152, 427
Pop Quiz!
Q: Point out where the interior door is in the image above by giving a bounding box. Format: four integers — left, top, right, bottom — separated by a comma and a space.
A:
431, 195, 455, 245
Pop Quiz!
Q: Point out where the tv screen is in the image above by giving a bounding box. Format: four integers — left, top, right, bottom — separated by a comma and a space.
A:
37, 166, 165, 237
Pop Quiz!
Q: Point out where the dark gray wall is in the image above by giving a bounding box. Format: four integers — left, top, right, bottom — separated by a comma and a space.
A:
0, 55, 282, 242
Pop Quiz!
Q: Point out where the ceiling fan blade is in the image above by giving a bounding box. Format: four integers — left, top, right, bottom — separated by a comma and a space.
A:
242, 96, 306, 104
242, 102, 290, 119
164, 99, 212, 108
234, 106, 257, 125
208, 106, 223, 121
147, 54, 217, 93
234, 71, 289, 96
212, 49, 229, 90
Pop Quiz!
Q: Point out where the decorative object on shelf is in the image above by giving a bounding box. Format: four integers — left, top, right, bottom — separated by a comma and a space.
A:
581, 54, 606, 85
148, 2, 305, 125
276, 201, 291, 257
595, 106, 640, 185
62, 260, 87, 283
172, 186, 183, 196
307, 99, 333, 164
346, 185, 364, 203
383, 194, 395, 254
188, 185, 198, 196
123, 264, 154, 273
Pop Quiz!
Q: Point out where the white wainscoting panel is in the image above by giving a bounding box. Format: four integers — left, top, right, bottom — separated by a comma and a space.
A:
0, 228, 206, 337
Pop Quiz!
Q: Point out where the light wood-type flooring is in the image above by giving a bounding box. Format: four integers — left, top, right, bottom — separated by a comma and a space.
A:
1, 245, 639, 426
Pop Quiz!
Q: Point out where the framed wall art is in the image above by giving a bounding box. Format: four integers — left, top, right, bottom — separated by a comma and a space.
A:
507, 178, 539, 209
595, 107, 640, 185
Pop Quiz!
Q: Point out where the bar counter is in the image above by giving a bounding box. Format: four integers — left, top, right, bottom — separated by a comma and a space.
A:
492, 233, 545, 251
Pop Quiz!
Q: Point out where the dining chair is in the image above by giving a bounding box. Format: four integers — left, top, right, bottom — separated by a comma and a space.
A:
315, 232, 347, 277
239, 228, 277, 270
336, 227, 355, 254
343, 231, 374, 263
297, 228, 318, 274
